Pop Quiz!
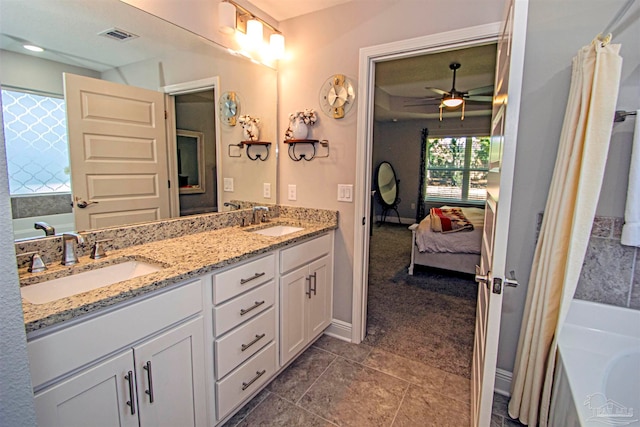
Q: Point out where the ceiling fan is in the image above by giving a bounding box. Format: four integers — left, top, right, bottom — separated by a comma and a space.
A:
407, 62, 494, 120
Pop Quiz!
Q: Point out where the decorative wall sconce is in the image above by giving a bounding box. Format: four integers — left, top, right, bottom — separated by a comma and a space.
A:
218, 0, 286, 60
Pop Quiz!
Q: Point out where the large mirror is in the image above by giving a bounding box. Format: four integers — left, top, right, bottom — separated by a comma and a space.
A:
375, 161, 401, 224
0, 0, 278, 240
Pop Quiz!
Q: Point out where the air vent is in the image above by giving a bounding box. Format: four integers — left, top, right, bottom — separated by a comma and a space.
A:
98, 28, 139, 42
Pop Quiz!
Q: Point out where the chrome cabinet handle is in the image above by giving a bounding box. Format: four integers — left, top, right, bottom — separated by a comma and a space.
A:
125, 371, 136, 415
241, 333, 266, 352
310, 272, 317, 296
240, 300, 265, 316
241, 369, 266, 390
143, 361, 154, 403
240, 272, 265, 284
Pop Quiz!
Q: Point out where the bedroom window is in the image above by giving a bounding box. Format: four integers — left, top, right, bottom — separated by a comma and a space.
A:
1, 89, 71, 195
425, 136, 489, 203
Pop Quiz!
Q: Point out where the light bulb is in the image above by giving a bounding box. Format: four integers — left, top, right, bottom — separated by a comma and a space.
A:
218, 1, 236, 35
247, 19, 263, 46
270, 33, 285, 59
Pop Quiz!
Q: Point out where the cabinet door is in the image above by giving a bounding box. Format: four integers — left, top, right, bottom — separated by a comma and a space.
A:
134, 317, 207, 427
307, 255, 332, 340
280, 265, 309, 365
34, 351, 138, 427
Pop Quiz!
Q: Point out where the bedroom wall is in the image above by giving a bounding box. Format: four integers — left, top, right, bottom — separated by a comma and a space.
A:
372, 116, 492, 222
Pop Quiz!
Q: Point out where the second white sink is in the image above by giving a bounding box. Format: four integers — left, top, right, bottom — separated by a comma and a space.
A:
252, 225, 304, 237
21, 260, 163, 305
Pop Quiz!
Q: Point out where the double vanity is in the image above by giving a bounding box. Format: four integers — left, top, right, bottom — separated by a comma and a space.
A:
17, 206, 338, 426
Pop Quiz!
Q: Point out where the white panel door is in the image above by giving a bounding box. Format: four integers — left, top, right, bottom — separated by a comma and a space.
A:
64, 73, 170, 231
134, 317, 207, 427
34, 350, 138, 427
471, 0, 528, 425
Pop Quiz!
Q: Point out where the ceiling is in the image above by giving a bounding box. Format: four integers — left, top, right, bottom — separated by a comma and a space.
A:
248, 0, 355, 21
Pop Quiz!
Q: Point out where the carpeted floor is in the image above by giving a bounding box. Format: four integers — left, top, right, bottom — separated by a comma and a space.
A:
363, 222, 478, 378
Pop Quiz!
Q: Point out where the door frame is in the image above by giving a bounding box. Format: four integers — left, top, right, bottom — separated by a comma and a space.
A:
163, 77, 222, 218
351, 23, 502, 343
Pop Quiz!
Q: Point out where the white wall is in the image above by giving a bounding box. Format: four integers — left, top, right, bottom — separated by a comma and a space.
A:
0, 94, 37, 426
278, 0, 504, 323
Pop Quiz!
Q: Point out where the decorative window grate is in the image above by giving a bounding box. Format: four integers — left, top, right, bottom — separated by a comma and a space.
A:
1, 89, 71, 195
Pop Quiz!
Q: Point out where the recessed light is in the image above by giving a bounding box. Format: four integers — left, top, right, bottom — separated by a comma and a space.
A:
23, 44, 44, 52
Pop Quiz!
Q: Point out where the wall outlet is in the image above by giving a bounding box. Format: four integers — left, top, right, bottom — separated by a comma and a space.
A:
223, 177, 234, 192
263, 183, 271, 198
411, 203, 416, 210
337, 184, 353, 202
288, 184, 297, 201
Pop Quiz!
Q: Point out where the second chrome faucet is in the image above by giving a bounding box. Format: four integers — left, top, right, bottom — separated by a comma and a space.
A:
61, 233, 85, 266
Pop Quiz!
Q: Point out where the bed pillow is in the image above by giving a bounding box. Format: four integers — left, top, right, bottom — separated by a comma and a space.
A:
430, 207, 474, 233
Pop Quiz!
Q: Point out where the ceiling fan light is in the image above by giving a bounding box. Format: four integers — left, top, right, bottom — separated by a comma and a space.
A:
442, 97, 463, 108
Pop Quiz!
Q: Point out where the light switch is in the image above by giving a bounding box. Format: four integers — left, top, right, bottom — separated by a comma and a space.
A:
288, 184, 297, 201
223, 177, 234, 192
263, 183, 271, 198
338, 184, 353, 202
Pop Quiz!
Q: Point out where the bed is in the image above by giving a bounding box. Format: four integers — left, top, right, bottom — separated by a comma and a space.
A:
408, 206, 484, 275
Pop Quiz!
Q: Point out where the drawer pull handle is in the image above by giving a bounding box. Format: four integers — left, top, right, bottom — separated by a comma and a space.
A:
242, 369, 266, 390
143, 361, 155, 403
241, 333, 266, 352
240, 272, 266, 284
306, 276, 312, 299
125, 371, 136, 415
240, 300, 265, 316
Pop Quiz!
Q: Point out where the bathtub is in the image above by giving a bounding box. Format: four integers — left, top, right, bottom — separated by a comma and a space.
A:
550, 299, 640, 427
12, 213, 75, 240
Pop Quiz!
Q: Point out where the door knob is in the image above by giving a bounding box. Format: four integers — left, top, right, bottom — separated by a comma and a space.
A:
74, 197, 99, 209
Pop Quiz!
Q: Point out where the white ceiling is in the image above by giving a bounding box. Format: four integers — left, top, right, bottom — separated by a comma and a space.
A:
248, 0, 355, 21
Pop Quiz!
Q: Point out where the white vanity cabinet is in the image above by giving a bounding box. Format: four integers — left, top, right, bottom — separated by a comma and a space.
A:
28, 280, 207, 427
210, 253, 278, 421
280, 233, 333, 365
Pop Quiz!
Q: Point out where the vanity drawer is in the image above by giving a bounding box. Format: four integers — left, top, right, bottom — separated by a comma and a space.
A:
213, 280, 275, 336
216, 341, 276, 420
281, 233, 331, 274
215, 308, 275, 379
213, 254, 275, 304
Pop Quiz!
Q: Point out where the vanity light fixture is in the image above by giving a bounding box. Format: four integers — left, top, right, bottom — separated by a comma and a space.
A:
218, 0, 286, 60
218, 1, 236, 35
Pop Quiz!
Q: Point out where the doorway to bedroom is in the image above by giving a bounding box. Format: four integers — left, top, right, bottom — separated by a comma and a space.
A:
363, 43, 497, 381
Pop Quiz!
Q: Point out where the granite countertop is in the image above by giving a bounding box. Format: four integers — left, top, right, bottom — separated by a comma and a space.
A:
21, 218, 337, 334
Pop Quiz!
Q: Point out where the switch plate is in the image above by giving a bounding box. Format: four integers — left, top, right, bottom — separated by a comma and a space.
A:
223, 177, 234, 192
411, 203, 416, 210
288, 184, 297, 201
338, 184, 353, 202
263, 183, 271, 198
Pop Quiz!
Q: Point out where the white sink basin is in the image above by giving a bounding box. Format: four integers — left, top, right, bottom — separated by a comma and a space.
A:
21, 260, 162, 305
252, 225, 304, 237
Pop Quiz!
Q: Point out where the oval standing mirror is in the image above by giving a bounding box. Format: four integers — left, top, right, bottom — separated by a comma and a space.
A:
375, 161, 401, 223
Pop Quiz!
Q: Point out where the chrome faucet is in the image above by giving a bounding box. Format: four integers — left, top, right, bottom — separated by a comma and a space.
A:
34, 221, 55, 236
224, 202, 240, 210
61, 233, 85, 266
252, 206, 269, 224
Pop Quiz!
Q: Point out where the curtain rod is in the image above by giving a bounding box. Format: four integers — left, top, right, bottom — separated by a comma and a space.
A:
601, 0, 636, 36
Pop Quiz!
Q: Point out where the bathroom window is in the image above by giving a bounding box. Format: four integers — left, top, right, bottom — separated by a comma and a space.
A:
1, 89, 71, 195
424, 136, 489, 203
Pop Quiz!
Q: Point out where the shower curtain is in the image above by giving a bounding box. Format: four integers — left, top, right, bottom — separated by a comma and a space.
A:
508, 39, 622, 426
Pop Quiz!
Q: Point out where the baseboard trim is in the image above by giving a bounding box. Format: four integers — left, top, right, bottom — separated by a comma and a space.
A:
495, 368, 512, 397
324, 319, 352, 342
